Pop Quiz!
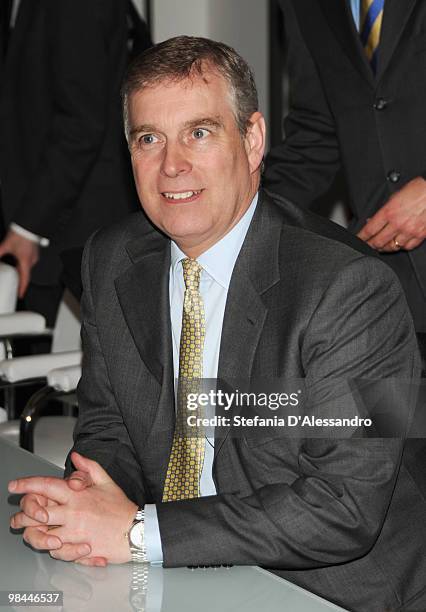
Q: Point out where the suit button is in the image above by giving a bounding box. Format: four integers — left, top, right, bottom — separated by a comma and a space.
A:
374, 97, 388, 110
387, 170, 401, 183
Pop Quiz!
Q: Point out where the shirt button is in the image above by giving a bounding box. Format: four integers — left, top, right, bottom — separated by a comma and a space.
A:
387, 170, 401, 183
374, 97, 388, 110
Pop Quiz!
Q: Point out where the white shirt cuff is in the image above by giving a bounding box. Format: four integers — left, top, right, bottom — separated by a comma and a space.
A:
144, 504, 164, 564
10, 223, 50, 247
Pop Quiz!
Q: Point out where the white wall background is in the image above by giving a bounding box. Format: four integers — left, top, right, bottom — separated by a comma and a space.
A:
152, 0, 210, 39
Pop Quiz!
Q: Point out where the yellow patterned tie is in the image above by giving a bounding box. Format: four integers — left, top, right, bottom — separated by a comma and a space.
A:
360, 0, 384, 71
162, 258, 206, 502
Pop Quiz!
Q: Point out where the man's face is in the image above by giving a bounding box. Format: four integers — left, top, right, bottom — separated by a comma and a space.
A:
127, 69, 265, 256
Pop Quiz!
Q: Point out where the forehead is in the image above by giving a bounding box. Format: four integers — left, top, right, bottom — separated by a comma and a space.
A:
127, 70, 237, 129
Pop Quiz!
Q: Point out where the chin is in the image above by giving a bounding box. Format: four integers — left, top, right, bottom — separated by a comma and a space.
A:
161, 211, 211, 243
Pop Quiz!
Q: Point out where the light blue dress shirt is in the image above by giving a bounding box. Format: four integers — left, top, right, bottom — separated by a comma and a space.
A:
349, 0, 360, 30
144, 193, 258, 562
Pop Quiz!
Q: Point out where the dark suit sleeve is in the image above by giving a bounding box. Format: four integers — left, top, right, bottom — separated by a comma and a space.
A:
263, 0, 341, 207
12, 0, 114, 239
64, 233, 146, 507
156, 257, 420, 569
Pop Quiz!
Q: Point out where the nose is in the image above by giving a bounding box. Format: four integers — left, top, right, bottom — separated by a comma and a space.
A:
160, 141, 192, 177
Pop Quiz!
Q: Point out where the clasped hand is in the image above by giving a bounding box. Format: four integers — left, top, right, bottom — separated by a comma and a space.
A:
8, 452, 137, 566
357, 176, 426, 251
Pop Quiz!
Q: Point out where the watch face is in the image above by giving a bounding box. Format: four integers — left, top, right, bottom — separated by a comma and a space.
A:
130, 522, 144, 549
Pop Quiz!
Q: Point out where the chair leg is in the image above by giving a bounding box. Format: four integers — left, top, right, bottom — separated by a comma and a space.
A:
19, 386, 58, 452
4, 386, 16, 420
2, 338, 16, 419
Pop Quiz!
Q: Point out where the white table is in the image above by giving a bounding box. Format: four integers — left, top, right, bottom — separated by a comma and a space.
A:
0, 438, 347, 611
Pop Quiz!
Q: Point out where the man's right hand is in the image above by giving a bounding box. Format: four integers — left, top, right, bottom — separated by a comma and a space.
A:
0, 230, 39, 297
9, 452, 136, 565
10, 460, 107, 566
14, 468, 93, 526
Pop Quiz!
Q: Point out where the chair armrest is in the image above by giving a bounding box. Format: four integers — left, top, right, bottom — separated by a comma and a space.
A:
0, 263, 18, 313
0, 351, 82, 383
0, 312, 48, 337
47, 364, 82, 392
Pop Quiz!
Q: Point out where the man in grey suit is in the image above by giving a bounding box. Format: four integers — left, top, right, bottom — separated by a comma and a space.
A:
9, 37, 425, 612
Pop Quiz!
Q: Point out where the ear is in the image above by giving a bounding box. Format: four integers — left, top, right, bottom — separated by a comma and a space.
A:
244, 112, 266, 174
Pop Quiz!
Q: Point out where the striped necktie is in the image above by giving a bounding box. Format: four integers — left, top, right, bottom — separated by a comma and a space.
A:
162, 258, 206, 502
360, 0, 385, 72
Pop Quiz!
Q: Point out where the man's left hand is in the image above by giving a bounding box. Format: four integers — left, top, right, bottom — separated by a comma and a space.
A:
9, 452, 137, 565
357, 177, 426, 252
0, 230, 39, 297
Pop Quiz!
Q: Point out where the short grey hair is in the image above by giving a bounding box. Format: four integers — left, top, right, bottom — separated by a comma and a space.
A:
121, 35, 259, 140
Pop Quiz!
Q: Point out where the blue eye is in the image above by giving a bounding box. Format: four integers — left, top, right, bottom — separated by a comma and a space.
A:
136, 133, 160, 148
193, 128, 209, 139
141, 134, 156, 145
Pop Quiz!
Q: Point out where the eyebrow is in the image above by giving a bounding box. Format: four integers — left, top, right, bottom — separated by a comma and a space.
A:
128, 124, 156, 140
182, 116, 224, 130
128, 115, 224, 140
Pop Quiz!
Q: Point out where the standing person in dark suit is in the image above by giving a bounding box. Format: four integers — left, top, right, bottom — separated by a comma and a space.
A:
0, 0, 12, 241
8, 38, 425, 612
264, 0, 426, 358
0, 0, 151, 322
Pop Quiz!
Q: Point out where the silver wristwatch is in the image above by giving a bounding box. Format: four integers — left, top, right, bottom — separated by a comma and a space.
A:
127, 508, 147, 563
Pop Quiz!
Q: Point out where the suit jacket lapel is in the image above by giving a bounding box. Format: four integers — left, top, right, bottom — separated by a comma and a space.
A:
376, 0, 417, 80
115, 225, 175, 460
214, 192, 282, 458
115, 229, 171, 384
318, 0, 375, 87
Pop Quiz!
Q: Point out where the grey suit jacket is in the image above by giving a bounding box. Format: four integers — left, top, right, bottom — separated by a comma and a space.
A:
68, 191, 425, 612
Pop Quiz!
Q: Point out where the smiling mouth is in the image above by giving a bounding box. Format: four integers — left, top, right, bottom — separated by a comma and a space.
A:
161, 189, 203, 202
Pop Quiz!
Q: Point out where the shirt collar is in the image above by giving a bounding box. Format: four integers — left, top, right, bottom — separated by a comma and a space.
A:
170, 192, 258, 289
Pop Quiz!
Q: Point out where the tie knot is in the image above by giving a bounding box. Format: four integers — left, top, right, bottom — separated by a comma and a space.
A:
182, 258, 202, 291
